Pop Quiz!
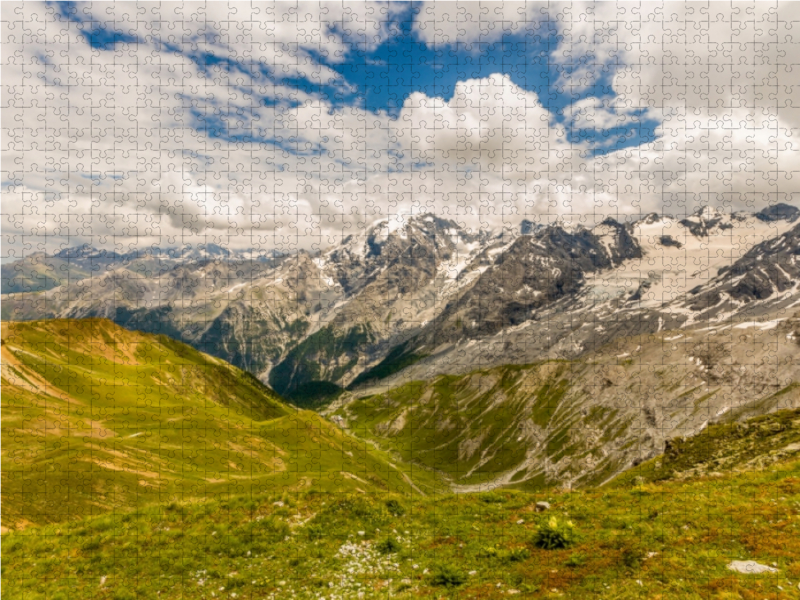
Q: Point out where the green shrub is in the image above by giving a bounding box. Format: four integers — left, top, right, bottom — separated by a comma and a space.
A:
479, 492, 507, 504
430, 563, 466, 588
376, 536, 401, 554
621, 546, 643, 570
255, 516, 290, 542
505, 547, 530, 563
617, 540, 646, 571
533, 517, 578, 550
385, 498, 405, 517
395, 581, 412, 594
305, 523, 325, 541
80, 538, 101, 552
480, 546, 530, 563
226, 575, 247, 589
565, 552, 586, 567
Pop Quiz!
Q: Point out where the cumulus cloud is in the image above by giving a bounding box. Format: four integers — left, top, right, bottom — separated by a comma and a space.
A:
2, 1, 799, 258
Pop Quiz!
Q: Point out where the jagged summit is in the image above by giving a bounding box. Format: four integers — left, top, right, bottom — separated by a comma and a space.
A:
636, 212, 664, 225
755, 202, 800, 222
54, 245, 121, 260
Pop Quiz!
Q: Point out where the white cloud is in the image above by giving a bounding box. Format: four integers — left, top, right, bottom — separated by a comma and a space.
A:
564, 97, 639, 130
2, 1, 800, 259
413, 1, 548, 46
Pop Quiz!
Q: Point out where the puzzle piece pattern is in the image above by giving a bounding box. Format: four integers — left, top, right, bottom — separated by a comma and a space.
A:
2, 2, 800, 598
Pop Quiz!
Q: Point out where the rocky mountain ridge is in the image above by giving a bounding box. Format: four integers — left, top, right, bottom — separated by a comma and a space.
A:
3, 204, 799, 406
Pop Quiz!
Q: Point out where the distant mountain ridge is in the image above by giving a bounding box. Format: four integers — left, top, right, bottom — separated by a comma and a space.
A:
3, 204, 799, 407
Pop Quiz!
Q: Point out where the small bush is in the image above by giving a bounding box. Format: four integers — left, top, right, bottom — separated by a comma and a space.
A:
395, 581, 413, 593
226, 575, 247, 589
533, 517, 578, 550
385, 499, 405, 517
480, 546, 530, 563
479, 492, 507, 504
255, 516, 290, 542
80, 538, 101, 552
619, 543, 645, 571
505, 547, 531, 563
430, 564, 466, 588
565, 552, 586, 567
376, 536, 401, 554
305, 523, 325, 541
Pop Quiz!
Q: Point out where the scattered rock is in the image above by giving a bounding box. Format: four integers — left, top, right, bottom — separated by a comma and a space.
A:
727, 560, 778, 574
535, 501, 551, 512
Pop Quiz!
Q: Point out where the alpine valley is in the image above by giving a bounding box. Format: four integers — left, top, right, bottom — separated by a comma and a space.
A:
4, 204, 800, 494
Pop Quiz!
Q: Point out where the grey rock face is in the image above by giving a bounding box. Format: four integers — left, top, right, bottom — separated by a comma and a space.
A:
682, 220, 800, 315
755, 202, 800, 223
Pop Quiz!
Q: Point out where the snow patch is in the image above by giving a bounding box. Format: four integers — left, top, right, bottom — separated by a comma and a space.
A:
733, 319, 784, 331
225, 282, 247, 294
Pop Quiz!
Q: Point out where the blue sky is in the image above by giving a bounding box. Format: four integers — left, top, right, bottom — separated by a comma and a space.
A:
318, 7, 658, 153
52, 1, 658, 156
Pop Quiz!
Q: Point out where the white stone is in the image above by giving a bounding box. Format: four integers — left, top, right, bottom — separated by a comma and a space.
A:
727, 560, 778, 574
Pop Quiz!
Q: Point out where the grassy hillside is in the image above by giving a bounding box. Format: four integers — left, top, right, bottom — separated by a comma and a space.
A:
3, 320, 800, 599
331, 320, 800, 491
3, 445, 799, 598
1, 319, 429, 529
612, 406, 800, 487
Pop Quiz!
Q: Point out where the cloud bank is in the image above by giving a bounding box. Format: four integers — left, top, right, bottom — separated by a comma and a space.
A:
2, 1, 799, 257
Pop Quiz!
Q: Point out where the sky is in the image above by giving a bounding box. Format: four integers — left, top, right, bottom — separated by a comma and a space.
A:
2, 1, 799, 257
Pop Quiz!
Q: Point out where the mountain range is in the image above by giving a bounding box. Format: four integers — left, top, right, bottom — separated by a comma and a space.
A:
4, 204, 799, 398
4, 204, 800, 492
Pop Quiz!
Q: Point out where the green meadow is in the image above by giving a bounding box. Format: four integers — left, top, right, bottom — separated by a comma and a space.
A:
2, 319, 799, 599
